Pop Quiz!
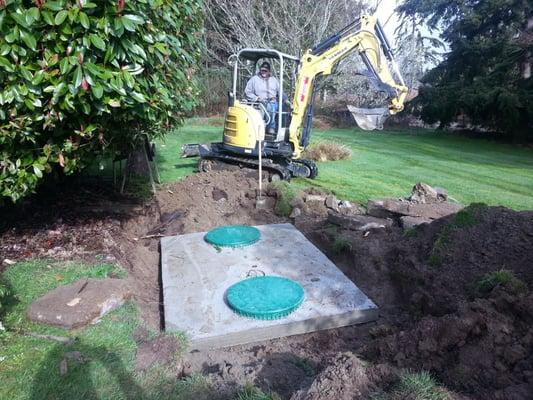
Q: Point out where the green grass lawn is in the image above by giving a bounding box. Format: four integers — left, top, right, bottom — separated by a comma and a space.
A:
157, 120, 533, 210
0, 261, 214, 400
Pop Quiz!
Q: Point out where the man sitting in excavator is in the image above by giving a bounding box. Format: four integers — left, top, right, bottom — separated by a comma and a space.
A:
244, 61, 279, 134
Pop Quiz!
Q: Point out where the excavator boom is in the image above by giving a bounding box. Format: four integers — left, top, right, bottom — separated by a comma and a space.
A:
289, 15, 408, 158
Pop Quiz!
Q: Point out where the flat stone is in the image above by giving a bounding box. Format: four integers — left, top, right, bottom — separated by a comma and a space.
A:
367, 198, 463, 219
338, 201, 366, 216
305, 194, 326, 203
27, 278, 132, 329
400, 216, 432, 229
327, 211, 393, 231
161, 224, 378, 350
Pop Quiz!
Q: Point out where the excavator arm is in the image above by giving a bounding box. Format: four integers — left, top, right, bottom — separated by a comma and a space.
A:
289, 15, 408, 158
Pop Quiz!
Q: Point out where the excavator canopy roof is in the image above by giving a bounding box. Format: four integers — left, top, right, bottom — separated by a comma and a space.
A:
237, 48, 300, 63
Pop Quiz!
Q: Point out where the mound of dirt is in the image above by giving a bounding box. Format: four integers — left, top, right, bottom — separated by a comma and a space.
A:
291, 353, 397, 400
309, 205, 533, 399
387, 205, 533, 314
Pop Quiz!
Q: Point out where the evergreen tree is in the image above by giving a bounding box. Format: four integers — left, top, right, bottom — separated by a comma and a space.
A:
398, 0, 532, 140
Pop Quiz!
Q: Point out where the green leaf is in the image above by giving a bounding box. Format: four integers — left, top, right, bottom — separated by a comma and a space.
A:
113, 18, 124, 37
42, 11, 55, 26
20, 67, 33, 81
25, 98, 36, 110
79, 12, 90, 29
0, 57, 14, 72
131, 91, 146, 103
33, 165, 43, 178
154, 42, 169, 55
122, 14, 145, 25
121, 16, 137, 32
10, 13, 28, 28
20, 30, 37, 51
5, 31, 17, 43
90, 34, 106, 51
60, 57, 70, 74
55, 10, 68, 25
73, 65, 83, 87
104, 45, 114, 63
28, 7, 40, 22
0, 44, 10, 56
32, 70, 44, 85
84, 72, 94, 85
91, 83, 103, 99
44, 1, 65, 11
108, 99, 121, 107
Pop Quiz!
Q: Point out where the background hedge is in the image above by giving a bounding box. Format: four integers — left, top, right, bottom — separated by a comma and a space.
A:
0, 0, 203, 202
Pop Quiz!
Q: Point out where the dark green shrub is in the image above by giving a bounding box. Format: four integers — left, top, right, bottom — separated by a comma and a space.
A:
472, 270, 527, 296
0, 0, 202, 201
332, 236, 352, 253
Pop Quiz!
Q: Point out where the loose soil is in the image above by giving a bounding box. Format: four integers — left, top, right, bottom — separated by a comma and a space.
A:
1, 170, 532, 399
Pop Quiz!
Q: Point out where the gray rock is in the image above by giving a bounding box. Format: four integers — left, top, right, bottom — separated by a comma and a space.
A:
303, 201, 329, 217
289, 207, 302, 218
400, 216, 432, 229
325, 195, 339, 212
27, 278, 132, 329
434, 187, 448, 201
289, 195, 305, 209
327, 211, 393, 231
409, 182, 439, 204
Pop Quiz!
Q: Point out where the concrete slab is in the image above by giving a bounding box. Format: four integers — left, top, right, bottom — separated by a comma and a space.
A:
161, 223, 378, 350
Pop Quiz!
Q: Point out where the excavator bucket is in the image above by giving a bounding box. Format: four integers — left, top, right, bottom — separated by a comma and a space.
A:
347, 105, 389, 131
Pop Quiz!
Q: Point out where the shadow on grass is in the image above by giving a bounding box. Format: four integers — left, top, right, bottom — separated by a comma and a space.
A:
174, 162, 198, 170
30, 341, 145, 400
0, 279, 17, 320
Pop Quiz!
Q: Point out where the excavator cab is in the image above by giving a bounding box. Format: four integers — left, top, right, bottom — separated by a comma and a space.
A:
225, 49, 300, 148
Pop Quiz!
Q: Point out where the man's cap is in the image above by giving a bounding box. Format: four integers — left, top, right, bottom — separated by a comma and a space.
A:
259, 61, 271, 71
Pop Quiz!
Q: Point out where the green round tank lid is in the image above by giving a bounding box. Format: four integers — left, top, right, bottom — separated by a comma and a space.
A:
226, 276, 305, 320
204, 225, 261, 248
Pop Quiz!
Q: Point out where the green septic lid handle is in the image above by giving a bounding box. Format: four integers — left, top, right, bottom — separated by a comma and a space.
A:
204, 225, 261, 248
226, 276, 305, 320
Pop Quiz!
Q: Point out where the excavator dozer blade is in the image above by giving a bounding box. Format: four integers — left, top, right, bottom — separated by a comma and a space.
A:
181, 143, 201, 158
347, 105, 389, 130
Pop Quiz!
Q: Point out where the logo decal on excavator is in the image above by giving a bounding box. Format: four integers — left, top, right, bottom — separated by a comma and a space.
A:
299, 76, 310, 102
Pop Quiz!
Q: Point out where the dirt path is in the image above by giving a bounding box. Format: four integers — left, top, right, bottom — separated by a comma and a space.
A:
1, 171, 532, 399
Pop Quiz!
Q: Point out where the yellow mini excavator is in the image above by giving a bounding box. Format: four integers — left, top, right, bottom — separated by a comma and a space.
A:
183, 14, 408, 180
